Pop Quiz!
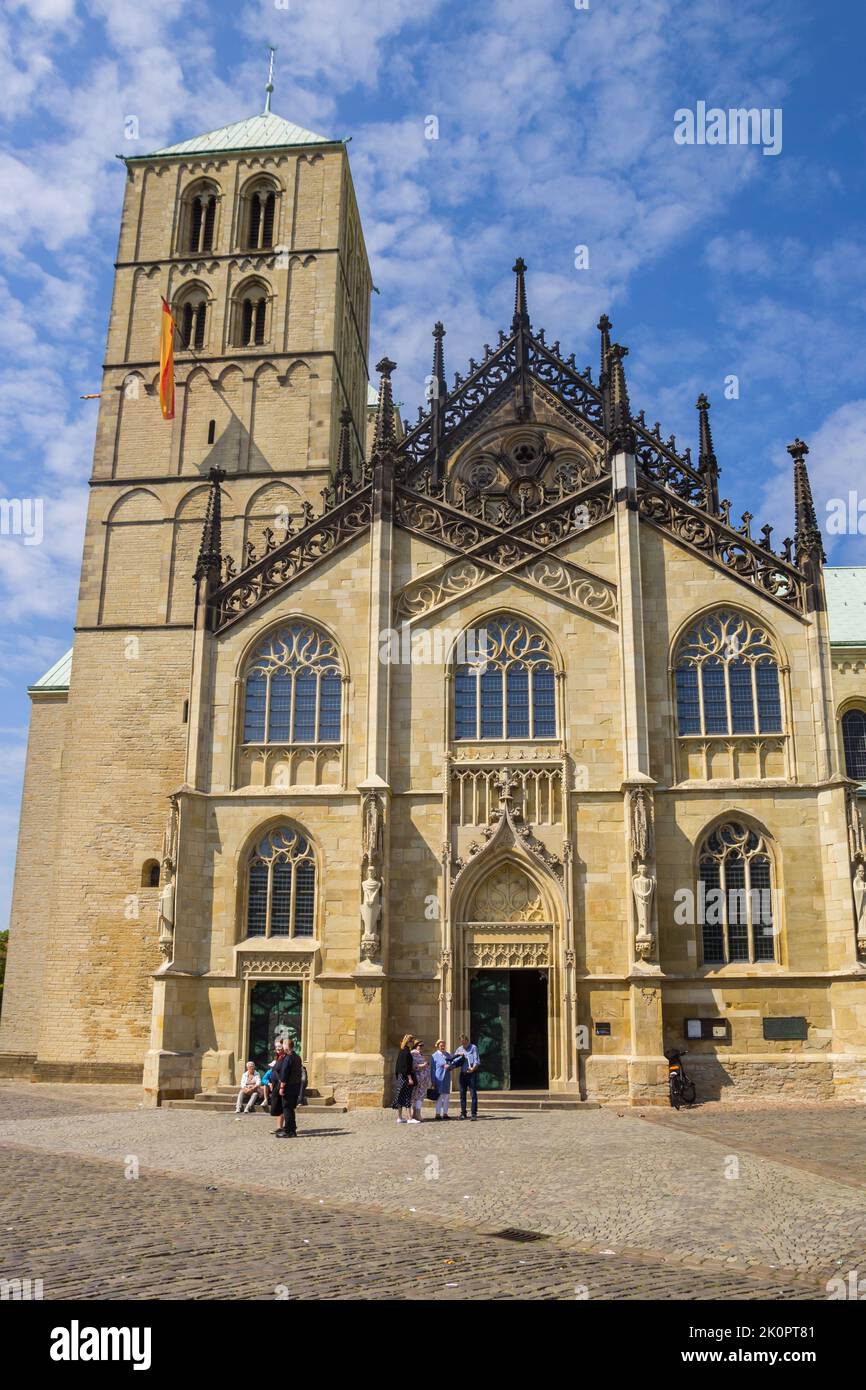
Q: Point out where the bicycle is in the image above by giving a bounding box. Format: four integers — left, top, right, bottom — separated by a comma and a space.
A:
665, 1048, 697, 1109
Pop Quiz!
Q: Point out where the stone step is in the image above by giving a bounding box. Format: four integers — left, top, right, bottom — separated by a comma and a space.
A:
164, 1097, 348, 1113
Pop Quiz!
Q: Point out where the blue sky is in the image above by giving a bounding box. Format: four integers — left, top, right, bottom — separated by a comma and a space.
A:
0, 0, 864, 925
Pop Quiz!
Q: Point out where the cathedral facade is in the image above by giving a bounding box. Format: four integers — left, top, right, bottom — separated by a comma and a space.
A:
2, 108, 865, 1106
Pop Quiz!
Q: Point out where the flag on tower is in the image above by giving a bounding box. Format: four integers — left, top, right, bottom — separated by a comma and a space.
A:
159, 297, 175, 420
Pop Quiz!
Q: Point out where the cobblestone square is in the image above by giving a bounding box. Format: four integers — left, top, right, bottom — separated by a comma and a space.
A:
1, 1085, 865, 1300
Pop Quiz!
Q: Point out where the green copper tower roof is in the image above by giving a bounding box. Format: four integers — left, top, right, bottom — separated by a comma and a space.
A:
139, 111, 336, 160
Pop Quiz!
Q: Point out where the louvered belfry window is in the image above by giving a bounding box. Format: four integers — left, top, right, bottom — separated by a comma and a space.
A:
239, 291, 267, 347
186, 188, 217, 254
179, 296, 207, 351
246, 187, 277, 250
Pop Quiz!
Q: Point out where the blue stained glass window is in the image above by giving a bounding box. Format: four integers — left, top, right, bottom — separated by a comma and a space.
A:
270, 861, 292, 936
268, 671, 292, 742
756, 664, 782, 733
699, 858, 724, 962
247, 862, 268, 936
294, 860, 315, 936
480, 667, 503, 739
701, 662, 728, 734
532, 665, 556, 738
319, 674, 342, 741
725, 855, 749, 961
751, 856, 775, 960
729, 661, 755, 734
292, 670, 317, 743
506, 664, 529, 738
675, 667, 701, 734
842, 709, 866, 781
454, 668, 477, 740
243, 673, 267, 742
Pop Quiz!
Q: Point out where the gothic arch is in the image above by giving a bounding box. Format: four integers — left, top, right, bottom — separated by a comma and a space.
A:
233, 817, 323, 945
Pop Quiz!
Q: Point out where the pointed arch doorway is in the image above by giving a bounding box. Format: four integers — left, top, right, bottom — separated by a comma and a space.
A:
455, 861, 556, 1091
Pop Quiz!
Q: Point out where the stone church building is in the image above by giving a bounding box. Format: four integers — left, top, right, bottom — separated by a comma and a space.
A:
2, 104, 865, 1106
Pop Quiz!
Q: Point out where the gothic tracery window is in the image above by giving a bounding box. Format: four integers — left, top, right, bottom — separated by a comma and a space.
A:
697, 821, 777, 965
454, 616, 557, 741
842, 708, 866, 782
243, 624, 342, 745
674, 611, 783, 738
246, 826, 316, 938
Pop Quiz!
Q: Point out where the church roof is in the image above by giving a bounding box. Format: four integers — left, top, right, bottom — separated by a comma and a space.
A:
28, 647, 72, 694
826, 567, 866, 645
140, 111, 336, 160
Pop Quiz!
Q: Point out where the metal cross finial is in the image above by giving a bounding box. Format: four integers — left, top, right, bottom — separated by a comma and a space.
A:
264, 45, 276, 114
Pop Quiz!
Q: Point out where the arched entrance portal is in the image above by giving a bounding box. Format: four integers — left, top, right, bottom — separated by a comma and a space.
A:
456, 862, 556, 1090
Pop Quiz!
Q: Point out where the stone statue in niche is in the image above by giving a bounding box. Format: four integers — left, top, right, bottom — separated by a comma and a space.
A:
360, 864, 382, 961
854, 860, 866, 959
362, 792, 384, 867
630, 788, 653, 865
632, 860, 656, 962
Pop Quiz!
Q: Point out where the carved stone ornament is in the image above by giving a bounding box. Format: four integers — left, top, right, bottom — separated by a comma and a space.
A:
360, 864, 382, 961
632, 860, 656, 962
629, 788, 654, 866
853, 859, 866, 960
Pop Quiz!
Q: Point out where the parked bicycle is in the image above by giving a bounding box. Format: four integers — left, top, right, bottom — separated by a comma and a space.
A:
665, 1049, 696, 1109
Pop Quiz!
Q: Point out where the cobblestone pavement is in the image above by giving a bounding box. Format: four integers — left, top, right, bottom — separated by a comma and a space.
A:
0, 1145, 815, 1301
1, 1086, 864, 1297
634, 1103, 866, 1190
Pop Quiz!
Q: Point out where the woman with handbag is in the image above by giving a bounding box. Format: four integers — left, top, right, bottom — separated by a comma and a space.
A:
409, 1039, 431, 1122
392, 1033, 417, 1124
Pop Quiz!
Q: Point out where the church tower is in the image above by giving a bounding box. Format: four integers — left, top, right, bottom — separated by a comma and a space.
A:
0, 90, 371, 1079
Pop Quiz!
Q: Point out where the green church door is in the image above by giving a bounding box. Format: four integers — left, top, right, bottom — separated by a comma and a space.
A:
247, 981, 303, 1072
469, 969, 549, 1090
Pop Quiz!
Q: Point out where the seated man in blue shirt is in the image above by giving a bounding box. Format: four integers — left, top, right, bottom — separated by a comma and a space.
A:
452, 1034, 481, 1120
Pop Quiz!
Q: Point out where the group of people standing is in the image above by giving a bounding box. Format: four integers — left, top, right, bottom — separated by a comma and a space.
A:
393, 1034, 481, 1122
234, 1036, 306, 1138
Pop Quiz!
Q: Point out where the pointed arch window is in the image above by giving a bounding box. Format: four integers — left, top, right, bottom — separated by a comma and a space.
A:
454, 616, 557, 741
243, 624, 342, 745
697, 821, 777, 965
246, 826, 316, 938
674, 611, 783, 737
842, 708, 866, 782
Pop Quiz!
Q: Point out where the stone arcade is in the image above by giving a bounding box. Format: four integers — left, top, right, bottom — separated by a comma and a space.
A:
2, 103, 866, 1106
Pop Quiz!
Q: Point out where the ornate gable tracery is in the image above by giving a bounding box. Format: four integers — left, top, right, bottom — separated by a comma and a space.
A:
195, 258, 822, 633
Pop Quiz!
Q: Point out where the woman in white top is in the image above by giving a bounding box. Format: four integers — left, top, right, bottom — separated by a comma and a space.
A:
235, 1061, 263, 1113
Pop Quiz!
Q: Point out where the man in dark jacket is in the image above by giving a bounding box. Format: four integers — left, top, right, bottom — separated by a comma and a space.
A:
274, 1037, 303, 1138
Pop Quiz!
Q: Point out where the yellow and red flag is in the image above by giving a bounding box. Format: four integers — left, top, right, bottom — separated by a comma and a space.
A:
159, 297, 175, 420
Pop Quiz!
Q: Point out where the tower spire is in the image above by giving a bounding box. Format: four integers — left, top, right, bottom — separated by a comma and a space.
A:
432, 321, 446, 398
608, 343, 635, 454
430, 322, 447, 484
597, 313, 612, 385
696, 393, 720, 514
264, 45, 276, 114
335, 406, 353, 487
373, 356, 397, 453
788, 437, 826, 565
512, 257, 530, 332
195, 467, 225, 579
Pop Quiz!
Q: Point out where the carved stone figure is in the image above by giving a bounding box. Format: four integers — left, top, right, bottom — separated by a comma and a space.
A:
632, 860, 655, 961
630, 788, 654, 865
362, 792, 384, 867
360, 865, 382, 961
157, 861, 175, 961
854, 860, 866, 959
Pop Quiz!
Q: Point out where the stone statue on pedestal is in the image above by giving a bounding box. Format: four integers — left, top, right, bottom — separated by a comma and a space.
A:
157, 861, 175, 961
854, 860, 866, 960
360, 864, 382, 961
632, 860, 656, 962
